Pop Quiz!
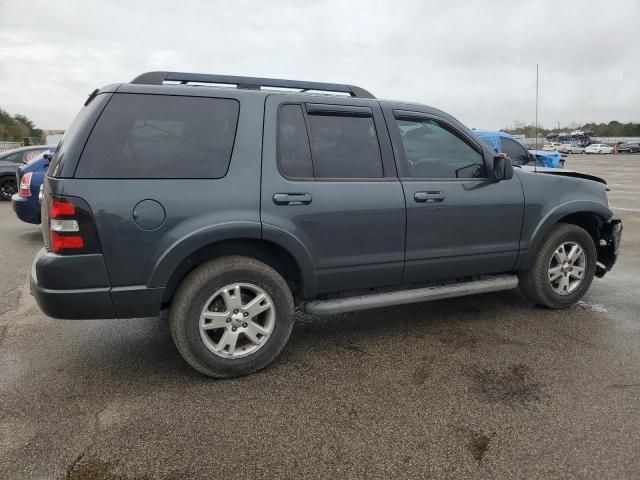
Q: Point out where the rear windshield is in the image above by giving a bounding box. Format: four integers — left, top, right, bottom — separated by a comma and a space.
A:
75, 93, 239, 179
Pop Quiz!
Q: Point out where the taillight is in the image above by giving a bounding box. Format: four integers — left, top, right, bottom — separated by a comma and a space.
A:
50, 197, 75, 217
19, 172, 33, 197
48, 195, 101, 254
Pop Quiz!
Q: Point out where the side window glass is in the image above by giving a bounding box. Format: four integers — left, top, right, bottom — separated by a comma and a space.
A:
501, 137, 529, 165
277, 105, 314, 178
77, 94, 239, 179
24, 149, 45, 162
4, 152, 22, 163
396, 118, 484, 179
306, 113, 383, 179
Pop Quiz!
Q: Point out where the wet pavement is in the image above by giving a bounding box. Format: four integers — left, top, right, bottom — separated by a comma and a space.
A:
0, 154, 638, 479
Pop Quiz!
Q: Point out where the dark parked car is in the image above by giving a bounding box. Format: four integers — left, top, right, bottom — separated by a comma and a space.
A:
12, 148, 56, 224
618, 142, 640, 153
0, 145, 55, 200
31, 72, 622, 378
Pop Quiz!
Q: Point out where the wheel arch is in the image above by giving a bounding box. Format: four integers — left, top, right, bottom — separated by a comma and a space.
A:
156, 237, 314, 307
517, 201, 612, 270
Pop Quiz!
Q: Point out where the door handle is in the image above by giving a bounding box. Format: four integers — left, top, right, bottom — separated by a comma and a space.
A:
414, 191, 445, 203
273, 193, 313, 206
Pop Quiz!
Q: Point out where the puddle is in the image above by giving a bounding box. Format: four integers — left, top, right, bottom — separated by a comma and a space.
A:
575, 301, 608, 314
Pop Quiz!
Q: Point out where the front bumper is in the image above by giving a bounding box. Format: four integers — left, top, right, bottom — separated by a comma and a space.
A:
11, 194, 41, 224
596, 219, 623, 277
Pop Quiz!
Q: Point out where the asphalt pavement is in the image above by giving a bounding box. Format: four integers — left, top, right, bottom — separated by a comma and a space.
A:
0, 154, 638, 479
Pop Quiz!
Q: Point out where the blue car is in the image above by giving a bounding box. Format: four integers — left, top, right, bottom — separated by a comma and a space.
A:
473, 130, 564, 168
1, 145, 55, 200
11, 147, 56, 224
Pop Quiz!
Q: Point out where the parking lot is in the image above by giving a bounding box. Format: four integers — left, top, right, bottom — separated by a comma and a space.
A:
0, 154, 638, 479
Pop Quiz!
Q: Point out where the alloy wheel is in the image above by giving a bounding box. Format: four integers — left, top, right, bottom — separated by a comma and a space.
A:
548, 241, 587, 295
199, 283, 276, 358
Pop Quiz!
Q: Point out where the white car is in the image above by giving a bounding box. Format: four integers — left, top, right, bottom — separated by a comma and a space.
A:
558, 143, 586, 154
585, 144, 614, 154
543, 142, 563, 151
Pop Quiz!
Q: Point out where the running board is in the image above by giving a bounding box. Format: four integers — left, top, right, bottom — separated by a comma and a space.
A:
303, 275, 519, 316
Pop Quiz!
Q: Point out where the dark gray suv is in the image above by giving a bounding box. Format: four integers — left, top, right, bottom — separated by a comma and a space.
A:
31, 71, 622, 377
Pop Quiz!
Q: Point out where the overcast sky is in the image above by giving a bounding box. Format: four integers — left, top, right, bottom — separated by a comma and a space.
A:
1, 0, 638, 131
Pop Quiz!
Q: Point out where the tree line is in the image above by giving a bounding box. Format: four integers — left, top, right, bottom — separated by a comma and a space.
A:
0, 108, 43, 142
503, 121, 640, 138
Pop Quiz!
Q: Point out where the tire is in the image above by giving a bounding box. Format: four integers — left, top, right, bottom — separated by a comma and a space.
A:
581, 150, 586, 154
566, 150, 572, 154
598, 150, 602, 154
518, 223, 597, 309
0, 176, 17, 201
169, 256, 295, 378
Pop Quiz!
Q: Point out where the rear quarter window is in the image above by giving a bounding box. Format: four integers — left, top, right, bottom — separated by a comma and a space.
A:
75, 94, 239, 179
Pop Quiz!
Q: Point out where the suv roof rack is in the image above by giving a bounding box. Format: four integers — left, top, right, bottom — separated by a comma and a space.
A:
130, 71, 376, 99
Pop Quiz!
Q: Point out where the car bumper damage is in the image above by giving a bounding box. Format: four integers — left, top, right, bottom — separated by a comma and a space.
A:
596, 219, 623, 278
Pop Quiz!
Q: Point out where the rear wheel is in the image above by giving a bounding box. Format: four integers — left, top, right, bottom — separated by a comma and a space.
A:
598, 150, 602, 154
170, 256, 295, 378
519, 223, 597, 309
0, 176, 17, 200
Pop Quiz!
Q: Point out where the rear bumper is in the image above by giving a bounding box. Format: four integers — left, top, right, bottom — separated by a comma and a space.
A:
30, 248, 164, 319
596, 219, 623, 277
11, 194, 41, 224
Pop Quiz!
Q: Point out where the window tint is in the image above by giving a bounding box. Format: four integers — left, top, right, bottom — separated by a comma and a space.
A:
500, 137, 530, 165
76, 94, 239, 178
24, 149, 46, 162
396, 118, 484, 179
306, 113, 383, 178
278, 105, 314, 178
3, 152, 22, 163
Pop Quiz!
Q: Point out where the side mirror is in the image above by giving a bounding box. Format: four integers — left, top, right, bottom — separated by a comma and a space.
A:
43, 153, 53, 161
492, 154, 513, 181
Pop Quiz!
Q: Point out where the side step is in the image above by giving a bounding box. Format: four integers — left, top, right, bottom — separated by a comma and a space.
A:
303, 275, 519, 316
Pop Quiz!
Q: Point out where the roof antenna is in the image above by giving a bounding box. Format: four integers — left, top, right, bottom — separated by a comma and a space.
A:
535, 64, 539, 173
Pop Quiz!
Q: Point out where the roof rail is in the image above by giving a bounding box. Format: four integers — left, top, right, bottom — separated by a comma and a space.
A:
130, 71, 376, 99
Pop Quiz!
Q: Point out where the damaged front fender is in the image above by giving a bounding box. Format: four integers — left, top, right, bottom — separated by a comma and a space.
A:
596, 219, 623, 278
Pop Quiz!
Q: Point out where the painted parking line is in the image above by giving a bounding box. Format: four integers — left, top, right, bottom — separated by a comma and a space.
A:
611, 206, 640, 212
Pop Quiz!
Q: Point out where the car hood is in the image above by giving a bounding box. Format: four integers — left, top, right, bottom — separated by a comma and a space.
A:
519, 165, 607, 185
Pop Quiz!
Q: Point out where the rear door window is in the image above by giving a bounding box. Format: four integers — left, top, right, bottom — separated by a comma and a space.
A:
277, 105, 314, 178
306, 112, 383, 179
2, 151, 23, 163
277, 104, 384, 179
76, 94, 239, 178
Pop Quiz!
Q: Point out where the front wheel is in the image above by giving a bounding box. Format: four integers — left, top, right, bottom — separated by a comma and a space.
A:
0, 176, 17, 201
518, 223, 597, 309
170, 256, 295, 378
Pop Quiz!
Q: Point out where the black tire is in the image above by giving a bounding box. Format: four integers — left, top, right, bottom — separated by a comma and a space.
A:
169, 256, 295, 378
0, 176, 17, 201
518, 223, 597, 309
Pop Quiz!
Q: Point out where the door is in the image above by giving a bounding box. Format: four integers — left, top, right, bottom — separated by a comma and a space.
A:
384, 107, 524, 284
261, 95, 406, 296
